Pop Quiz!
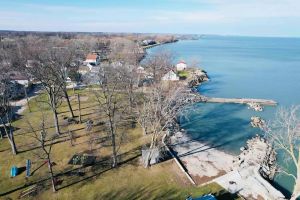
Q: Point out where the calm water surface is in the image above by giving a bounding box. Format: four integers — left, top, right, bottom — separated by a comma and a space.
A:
147, 36, 300, 197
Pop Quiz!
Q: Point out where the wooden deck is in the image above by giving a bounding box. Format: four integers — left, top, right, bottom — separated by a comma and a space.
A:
203, 97, 277, 106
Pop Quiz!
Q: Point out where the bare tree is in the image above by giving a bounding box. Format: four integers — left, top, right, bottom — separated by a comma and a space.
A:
264, 106, 300, 200
27, 113, 58, 192
137, 83, 187, 167
109, 38, 139, 63
0, 77, 18, 155
0, 44, 18, 154
23, 40, 65, 135
52, 45, 76, 119
143, 50, 174, 82
114, 39, 143, 127
43, 38, 83, 119
119, 65, 139, 127
93, 65, 128, 168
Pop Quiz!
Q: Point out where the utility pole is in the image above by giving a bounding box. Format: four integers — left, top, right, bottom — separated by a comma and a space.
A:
77, 93, 82, 123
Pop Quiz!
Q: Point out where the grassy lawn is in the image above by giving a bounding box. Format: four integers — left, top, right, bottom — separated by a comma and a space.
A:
178, 71, 190, 79
0, 88, 240, 200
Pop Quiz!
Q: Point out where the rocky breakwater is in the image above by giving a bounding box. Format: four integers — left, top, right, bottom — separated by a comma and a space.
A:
234, 135, 277, 180
187, 69, 209, 88
251, 116, 266, 129
215, 135, 284, 199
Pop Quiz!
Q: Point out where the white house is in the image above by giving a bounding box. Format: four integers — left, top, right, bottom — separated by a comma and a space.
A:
161, 70, 179, 81
79, 63, 96, 75
84, 53, 100, 66
9, 72, 30, 87
176, 61, 187, 71
66, 77, 72, 83
136, 66, 145, 74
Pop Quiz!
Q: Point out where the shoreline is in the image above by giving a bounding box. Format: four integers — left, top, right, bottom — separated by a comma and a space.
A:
170, 130, 235, 184
145, 41, 287, 199
167, 70, 286, 199
142, 39, 179, 50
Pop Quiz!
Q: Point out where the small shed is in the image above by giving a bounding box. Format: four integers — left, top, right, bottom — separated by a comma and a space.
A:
136, 66, 145, 74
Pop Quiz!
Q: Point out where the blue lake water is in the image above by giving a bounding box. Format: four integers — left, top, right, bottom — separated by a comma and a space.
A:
147, 36, 300, 197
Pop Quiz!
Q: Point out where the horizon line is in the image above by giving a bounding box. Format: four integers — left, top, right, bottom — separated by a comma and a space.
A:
1, 29, 300, 39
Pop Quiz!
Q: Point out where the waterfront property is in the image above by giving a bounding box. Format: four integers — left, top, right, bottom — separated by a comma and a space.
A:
161, 70, 180, 81
176, 60, 187, 71
148, 35, 300, 198
0, 86, 240, 200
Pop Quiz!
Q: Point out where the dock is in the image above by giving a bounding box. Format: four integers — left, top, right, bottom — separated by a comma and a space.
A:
203, 97, 277, 106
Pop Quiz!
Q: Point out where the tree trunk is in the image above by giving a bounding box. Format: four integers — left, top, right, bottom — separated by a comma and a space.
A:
68, 130, 74, 146
111, 127, 118, 167
64, 88, 74, 118
142, 126, 147, 135
47, 159, 56, 193
145, 134, 156, 168
7, 130, 17, 155
128, 85, 135, 128
24, 86, 31, 113
52, 108, 60, 135
1, 116, 17, 155
291, 148, 300, 200
111, 132, 117, 167
108, 116, 117, 168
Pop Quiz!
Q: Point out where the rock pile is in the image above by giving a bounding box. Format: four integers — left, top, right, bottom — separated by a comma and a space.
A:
234, 135, 277, 180
251, 116, 266, 129
247, 102, 263, 111
188, 69, 209, 88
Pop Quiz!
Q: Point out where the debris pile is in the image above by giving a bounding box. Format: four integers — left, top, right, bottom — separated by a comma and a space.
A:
248, 102, 263, 111
251, 116, 266, 129
234, 135, 277, 180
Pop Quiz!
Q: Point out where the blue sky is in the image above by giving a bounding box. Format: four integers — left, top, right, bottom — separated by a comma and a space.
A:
1, 0, 300, 37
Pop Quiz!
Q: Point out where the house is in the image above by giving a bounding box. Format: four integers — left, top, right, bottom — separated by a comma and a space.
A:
136, 66, 145, 74
84, 53, 100, 66
6, 71, 33, 99
161, 70, 179, 81
8, 71, 34, 88
7, 81, 26, 100
176, 60, 187, 71
9, 72, 30, 87
141, 40, 156, 46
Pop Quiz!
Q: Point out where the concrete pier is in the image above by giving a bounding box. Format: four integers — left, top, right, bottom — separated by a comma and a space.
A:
202, 97, 277, 106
